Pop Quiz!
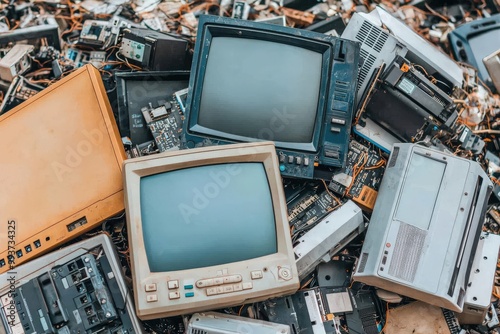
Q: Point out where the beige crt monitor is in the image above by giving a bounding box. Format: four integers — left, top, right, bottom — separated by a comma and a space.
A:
124, 142, 299, 319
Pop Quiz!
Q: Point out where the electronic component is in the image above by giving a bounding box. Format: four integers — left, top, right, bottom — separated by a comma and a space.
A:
174, 87, 189, 112
120, 28, 190, 71
89, 51, 106, 67
0, 234, 143, 334
126, 140, 158, 158
66, 48, 90, 68
454, 124, 485, 154
329, 140, 385, 211
288, 187, 338, 232
115, 71, 190, 145
373, 6, 463, 92
79, 18, 126, 49
0, 65, 126, 274
124, 142, 298, 319
143, 316, 185, 334
0, 24, 61, 50
232, 0, 250, 20
0, 44, 33, 82
263, 287, 380, 334
182, 15, 360, 180
294, 200, 365, 280
317, 260, 353, 287
34, 46, 59, 62
341, 10, 407, 105
354, 143, 493, 312
255, 16, 287, 26
141, 97, 184, 152
187, 312, 291, 333
364, 55, 458, 144
456, 232, 500, 325
484, 49, 500, 94
0, 76, 43, 115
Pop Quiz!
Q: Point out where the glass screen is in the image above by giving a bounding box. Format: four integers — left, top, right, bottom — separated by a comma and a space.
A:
198, 37, 322, 144
140, 162, 277, 272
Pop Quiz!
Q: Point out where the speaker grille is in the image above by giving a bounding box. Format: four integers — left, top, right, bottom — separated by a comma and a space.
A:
355, 21, 390, 53
358, 49, 377, 91
388, 223, 426, 282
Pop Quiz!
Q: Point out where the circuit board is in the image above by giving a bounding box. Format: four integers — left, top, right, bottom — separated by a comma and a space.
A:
1, 250, 139, 334
287, 185, 337, 231
328, 141, 385, 211
143, 317, 185, 334
141, 97, 184, 152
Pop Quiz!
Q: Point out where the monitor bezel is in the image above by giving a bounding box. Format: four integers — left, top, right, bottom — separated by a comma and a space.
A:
124, 141, 298, 318
449, 13, 500, 88
184, 15, 334, 153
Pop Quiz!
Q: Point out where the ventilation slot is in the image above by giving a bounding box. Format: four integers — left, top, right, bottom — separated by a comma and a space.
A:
354, 21, 389, 53
388, 223, 427, 282
190, 329, 208, 334
387, 147, 399, 168
357, 252, 369, 273
334, 92, 348, 102
373, 32, 388, 53
333, 80, 349, 102
335, 80, 349, 91
442, 309, 462, 334
355, 21, 372, 43
358, 49, 377, 91
365, 29, 380, 49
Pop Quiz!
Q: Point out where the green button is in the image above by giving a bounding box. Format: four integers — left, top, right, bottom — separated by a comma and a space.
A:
184, 285, 193, 290
185, 292, 194, 297
135, 54, 140, 59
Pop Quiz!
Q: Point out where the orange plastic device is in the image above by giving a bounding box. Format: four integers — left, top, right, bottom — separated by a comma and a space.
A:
0, 65, 126, 274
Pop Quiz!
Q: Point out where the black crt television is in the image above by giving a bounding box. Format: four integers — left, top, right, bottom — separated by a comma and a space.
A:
449, 14, 500, 92
181, 15, 361, 180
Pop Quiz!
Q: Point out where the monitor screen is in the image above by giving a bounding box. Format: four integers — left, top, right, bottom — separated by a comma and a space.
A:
198, 37, 322, 144
468, 29, 500, 82
140, 162, 277, 272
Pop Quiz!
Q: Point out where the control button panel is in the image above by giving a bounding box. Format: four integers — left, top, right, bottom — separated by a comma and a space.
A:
278, 267, 292, 281
205, 282, 250, 296
146, 294, 158, 302
196, 274, 242, 288
169, 291, 180, 300
251, 270, 263, 280
242, 282, 253, 290
277, 150, 315, 178
167, 280, 179, 290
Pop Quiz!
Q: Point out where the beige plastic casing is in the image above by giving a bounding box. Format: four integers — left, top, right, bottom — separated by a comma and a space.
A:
0, 65, 126, 275
124, 141, 299, 320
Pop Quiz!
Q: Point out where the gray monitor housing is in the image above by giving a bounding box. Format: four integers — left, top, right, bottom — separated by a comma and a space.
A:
353, 143, 492, 312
